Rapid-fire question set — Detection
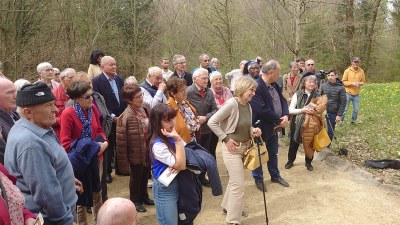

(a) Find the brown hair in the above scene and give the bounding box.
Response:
[166,77,186,97]
[121,84,142,103]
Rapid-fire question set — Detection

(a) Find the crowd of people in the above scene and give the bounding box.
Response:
[0,51,366,225]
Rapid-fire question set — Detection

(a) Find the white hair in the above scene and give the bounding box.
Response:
[60,68,76,78]
[53,68,60,73]
[100,56,115,67]
[147,67,162,78]
[210,58,218,64]
[209,71,222,81]
[14,79,31,91]
[124,76,138,85]
[37,62,53,73]
[16,106,24,117]
[192,68,208,78]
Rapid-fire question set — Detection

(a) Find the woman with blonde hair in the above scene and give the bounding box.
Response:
[208,76,262,225]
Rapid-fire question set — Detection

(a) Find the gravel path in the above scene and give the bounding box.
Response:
[106,141,400,225]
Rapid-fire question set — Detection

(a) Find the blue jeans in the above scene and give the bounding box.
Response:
[153,178,179,225]
[326,113,337,141]
[343,93,360,123]
[252,134,280,181]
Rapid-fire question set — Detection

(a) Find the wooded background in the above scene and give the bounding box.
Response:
[1,0,399,82]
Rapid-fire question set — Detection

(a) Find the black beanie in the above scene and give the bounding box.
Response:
[16,82,56,107]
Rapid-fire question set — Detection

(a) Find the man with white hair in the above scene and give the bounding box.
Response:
[0,77,19,164]
[37,62,59,89]
[186,68,218,186]
[225,60,247,94]
[52,68,77,139]
[92,56,126,185]
[139,66,167,108]
[97,198,138,225]
[5,82,78,225]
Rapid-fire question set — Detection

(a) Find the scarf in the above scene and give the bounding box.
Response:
[178,101,200,142]
[213,87,225,106]
[74,102,92,139]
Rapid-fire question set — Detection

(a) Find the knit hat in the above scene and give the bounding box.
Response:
[17,82,55,107]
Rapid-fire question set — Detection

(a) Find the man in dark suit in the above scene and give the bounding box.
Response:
[0,77,19,164]
[250,60,290,192]
[92,56,126,192]
[170,54,193,86]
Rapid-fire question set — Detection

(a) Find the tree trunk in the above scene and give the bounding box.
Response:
[364,0,382,72]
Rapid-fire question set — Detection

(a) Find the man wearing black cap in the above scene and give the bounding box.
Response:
[4,82,78,225]
[342,57,366,124]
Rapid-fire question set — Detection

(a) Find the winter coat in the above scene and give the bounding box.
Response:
[301,95,327,158]
[282,73,302,102]
[116,103,151,175]
[321,79,346,116]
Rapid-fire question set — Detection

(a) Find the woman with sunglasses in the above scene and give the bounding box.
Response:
[60,81,108,225]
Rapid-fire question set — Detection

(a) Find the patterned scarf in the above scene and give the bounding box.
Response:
[213,87,225,106]
[178,101,200,142]
[74,102,92,138]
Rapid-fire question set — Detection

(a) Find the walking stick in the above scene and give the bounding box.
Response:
[253,120,269,224]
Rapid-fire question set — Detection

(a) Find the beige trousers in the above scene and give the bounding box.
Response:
[221,142,249,224]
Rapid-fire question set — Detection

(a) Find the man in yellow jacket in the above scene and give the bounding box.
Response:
[342,57,366,124]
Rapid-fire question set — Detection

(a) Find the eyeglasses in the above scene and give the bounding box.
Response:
[307,64,314,66]
[81,93,94,100]
[199,77,209,81]
[134,93,144,99]
[177,61,186,65]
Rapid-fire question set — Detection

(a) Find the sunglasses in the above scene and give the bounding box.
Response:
[81,93,94,100]
[307,64,314,66]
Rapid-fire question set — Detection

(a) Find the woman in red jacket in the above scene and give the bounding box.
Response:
[60,81,108,225]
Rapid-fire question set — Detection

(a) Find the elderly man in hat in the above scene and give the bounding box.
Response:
[342,57,366,124]
[4,82,78,225]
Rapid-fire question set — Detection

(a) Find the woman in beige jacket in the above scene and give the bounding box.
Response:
[208,76,261,225]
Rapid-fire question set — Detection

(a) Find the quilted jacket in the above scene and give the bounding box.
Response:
[302,95,327,158]
[116,103,151,174]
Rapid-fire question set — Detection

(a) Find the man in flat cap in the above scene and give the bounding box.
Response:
[342,57,366,124]
[5,82,78,225]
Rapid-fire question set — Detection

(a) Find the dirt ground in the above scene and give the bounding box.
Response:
[105,141,400,225]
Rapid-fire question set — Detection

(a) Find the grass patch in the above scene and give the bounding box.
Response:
[333,82,400,159]
[332,82,400,184]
